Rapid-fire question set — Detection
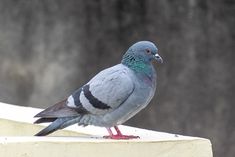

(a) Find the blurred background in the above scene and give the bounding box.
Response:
[0,0,234,156]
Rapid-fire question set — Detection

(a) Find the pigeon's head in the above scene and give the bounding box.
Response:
[122,41,163,66]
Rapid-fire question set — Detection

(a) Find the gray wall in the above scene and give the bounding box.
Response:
[0,1,234,157]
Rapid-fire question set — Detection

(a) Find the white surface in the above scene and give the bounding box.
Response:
[0,102,213,157]
[0,102,206,141]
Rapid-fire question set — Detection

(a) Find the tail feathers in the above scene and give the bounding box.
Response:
[35,116,80,136]
[35,118,69,136]
[34,118,57,124]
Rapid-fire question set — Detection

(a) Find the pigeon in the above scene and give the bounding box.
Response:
[34,41,163,139]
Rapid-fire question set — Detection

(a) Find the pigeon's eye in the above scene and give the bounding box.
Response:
[145,49,151,54]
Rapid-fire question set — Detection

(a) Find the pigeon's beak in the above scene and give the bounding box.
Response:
[154,54,163,63]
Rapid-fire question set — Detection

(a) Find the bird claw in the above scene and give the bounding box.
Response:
[103,135,140,140]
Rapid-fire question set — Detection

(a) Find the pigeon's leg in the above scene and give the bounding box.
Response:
[103,128,115,139]
[103,126,139,139]
[106,128,114,136]
[114,126,140,139]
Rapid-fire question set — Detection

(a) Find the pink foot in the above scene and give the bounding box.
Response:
[104,126,140,140]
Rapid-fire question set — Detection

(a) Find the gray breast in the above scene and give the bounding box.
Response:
[101,68,156,126]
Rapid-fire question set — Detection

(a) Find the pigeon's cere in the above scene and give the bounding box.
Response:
[34,41,163,139]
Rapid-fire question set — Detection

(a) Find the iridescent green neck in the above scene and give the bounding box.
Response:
[121,53,153,78]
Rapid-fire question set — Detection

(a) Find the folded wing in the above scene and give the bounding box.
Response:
[34,65,135,120]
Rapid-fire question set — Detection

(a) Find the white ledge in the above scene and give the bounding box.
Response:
[0,102,213,157]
